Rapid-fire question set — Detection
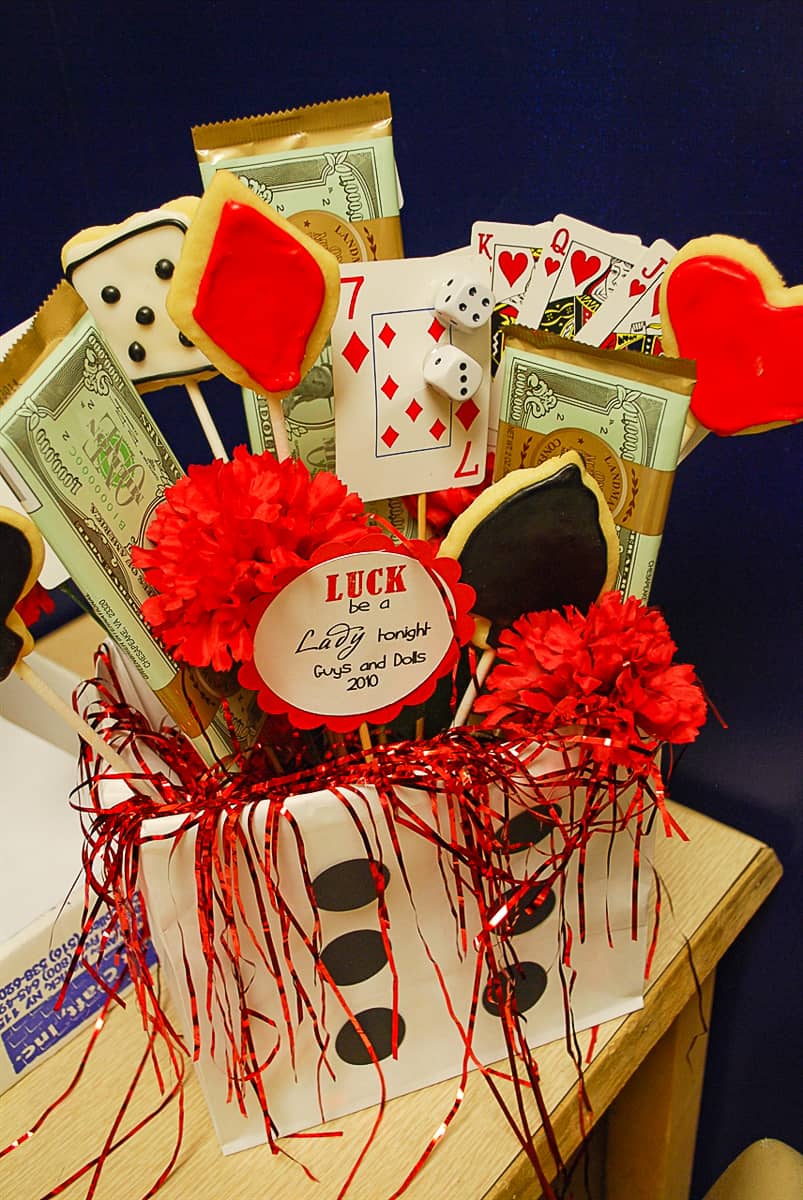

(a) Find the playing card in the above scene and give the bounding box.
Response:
[332,255,490,501]
[471,221,552,449]
[518,215,643,338]
[471,220,552,305]
[574,238,676,355]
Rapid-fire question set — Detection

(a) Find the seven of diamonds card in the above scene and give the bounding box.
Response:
[332,255,491,501]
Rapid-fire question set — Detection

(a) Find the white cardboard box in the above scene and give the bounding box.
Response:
[0,653,141,1093]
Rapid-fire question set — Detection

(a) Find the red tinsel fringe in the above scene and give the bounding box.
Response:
[3,646,681,1199]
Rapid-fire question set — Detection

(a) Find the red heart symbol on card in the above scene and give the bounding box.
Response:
[629,279,646,296]
[570,250,602,287]
[662,239,803,434]
[544,256,560,276]
[498,250,528,287]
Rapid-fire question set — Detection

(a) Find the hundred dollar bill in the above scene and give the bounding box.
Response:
[192,94,403,473]
[496,327,695,601]
[0,283,263,765]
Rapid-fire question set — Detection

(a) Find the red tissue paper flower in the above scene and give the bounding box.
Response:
[474,591,706,760]
[131,447,373,671]
[15,581,55,630]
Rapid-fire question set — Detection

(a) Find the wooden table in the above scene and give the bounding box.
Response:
[0,620,782,1200]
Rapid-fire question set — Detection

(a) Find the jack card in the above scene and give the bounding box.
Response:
[332,255,490,501]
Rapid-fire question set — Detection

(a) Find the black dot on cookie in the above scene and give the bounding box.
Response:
[154,258,174,280]
[335,1007,405,1066]
[321,930,388,986]
[128,341,146,363]
[178,332,194,348]
[482,961,548,1017]
[311,859,390,912]
[100,285,120,304]
[136,306,155,325]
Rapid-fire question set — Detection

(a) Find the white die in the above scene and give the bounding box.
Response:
[434,274,494,332]
[422,344,483,401]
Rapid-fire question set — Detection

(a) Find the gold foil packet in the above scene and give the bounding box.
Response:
[192,94,405,473]
[0,283,263,763]
[495,326,695,601]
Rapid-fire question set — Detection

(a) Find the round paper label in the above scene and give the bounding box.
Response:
[250,549,460,728]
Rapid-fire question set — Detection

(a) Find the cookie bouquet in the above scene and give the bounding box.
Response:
[1,92,797,1199]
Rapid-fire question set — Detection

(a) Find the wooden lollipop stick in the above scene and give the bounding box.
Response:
[417,493,427,540]
[184,381,229,462]
[267,393,292,461]
[16,660,136,779]
[452,646,496,728]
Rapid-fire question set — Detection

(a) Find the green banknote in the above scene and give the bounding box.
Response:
[0,301,262,762]
[497,333,693,601]
[199,138,402,470]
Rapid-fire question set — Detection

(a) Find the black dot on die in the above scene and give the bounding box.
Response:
[472,313,481,322]
[500,885,557,936]
[335,1007,405,1066]
[482,961,548,1017]
[136,306,155,325]
[482,297,491,307]
[443,295,451,304]
[460,388,468,396]
[154,258,174,280]
[128,341,146,363]
[500,806,559,854]
[321,930,388,986]
[459,361,468,370]
[178,332,194,348]
[459,302,467,311]
[100,285,120,304]
[312,858,390,912]
[469,286,477,296]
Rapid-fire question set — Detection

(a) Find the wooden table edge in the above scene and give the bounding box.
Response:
[482,840,782,1199]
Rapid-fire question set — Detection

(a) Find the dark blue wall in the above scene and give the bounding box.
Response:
[2,4,800,1195]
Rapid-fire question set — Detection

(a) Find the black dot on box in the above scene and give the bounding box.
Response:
[335,1007,406,1066]
[482,961,548,1017]
[128,341,146,363]
[155,258,174,280]
[136,306,155,325]
[321,930,388,986]
[312,859,390,912]
[178,332,194,348]
[500,885,556,936]
[100,285,120,304]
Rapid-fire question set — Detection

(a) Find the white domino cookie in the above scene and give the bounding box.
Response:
[61,198,217,392]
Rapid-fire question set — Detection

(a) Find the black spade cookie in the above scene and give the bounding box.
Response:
[0,507,45,680]
[439,451,618,648]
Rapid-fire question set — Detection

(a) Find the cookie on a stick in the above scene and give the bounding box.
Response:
[167,170,341,460]
[439,452,618,724]
[660,235,803,458]
[0,507,133,778]
[61,198,228,460]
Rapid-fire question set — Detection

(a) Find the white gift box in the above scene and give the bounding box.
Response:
[0,654,130,1093]
[106,627,656,1157]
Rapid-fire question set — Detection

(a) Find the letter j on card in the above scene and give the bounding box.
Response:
[331,254,492,501]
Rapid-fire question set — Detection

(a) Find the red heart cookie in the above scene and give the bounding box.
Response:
[498,250,528,288]
[661,236,803,435]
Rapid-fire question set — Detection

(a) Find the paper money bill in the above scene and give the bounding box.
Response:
[198,139,403,470]
[496,330,693,601]
[0,294,263,763]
